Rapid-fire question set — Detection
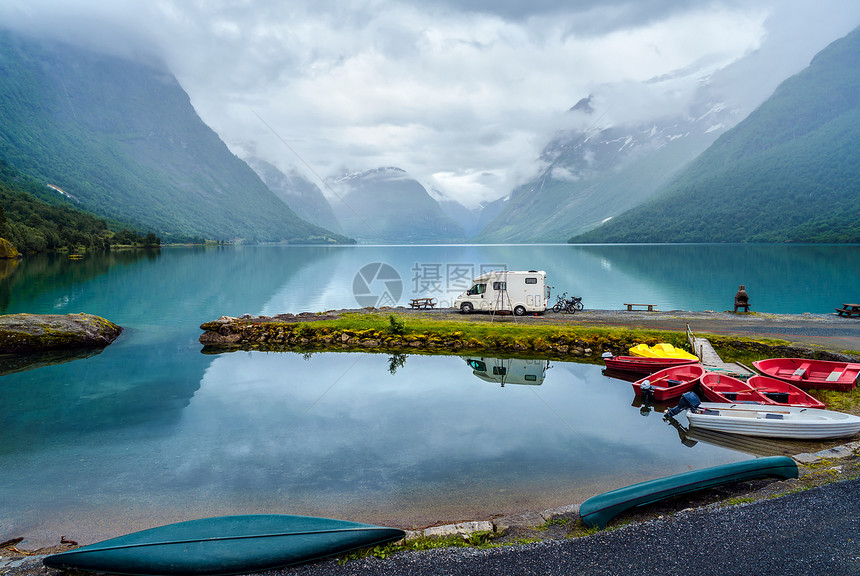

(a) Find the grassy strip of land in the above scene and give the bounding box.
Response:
[200,310,796,364]
[202,311,696,358]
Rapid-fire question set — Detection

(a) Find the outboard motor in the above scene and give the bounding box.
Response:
[665,391,701,418]
[601,351,614,360]
[640,379,654,402]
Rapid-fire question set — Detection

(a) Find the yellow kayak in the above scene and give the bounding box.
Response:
[629,343,698,361]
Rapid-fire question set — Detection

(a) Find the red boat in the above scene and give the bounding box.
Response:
[632,364,704,402]
[699,372,771,404]
[747,375,826,409]
[752,358,860,392]
[603,355,698,376]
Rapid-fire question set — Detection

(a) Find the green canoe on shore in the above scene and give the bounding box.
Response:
[43,514,406,576]
[579,455,798,529]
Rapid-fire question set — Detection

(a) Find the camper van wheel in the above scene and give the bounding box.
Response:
[513,305,526,316]
[460,302,473,314]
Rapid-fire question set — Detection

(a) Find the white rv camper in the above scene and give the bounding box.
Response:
[453,270,548,315]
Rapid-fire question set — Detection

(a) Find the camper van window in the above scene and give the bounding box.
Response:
[468,284,486,296]
[492,366,507,376]
[525,277,537,284]
[493,281,506,290]
[468,359,487,371]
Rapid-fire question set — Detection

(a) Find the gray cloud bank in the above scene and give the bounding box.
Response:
[2,1,859,207]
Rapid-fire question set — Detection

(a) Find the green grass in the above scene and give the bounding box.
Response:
[814,386,860,413]
[724,496,757,506]
[338,531,499,564]
[294,311,696,355]
[203,311,836,372]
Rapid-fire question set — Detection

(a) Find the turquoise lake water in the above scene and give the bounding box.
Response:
[1,244,857,545]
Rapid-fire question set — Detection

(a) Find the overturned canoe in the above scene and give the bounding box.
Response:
[43,514,406,576]
[579,456,798,529]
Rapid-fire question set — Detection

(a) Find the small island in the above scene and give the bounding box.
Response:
[0,313,123,354]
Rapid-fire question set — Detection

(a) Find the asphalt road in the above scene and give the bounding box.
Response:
[280,478,860,576]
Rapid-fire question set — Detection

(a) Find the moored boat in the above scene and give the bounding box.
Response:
[603,355,698,375]
[752,358,860,392]
[747,374,826,409]
[632,364,704,402]
[629,343,699,361]
[699,372,771,404]
[43,515,406,576]
[686,402,860,439]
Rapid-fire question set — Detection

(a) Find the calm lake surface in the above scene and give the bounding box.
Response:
[1,244,858,545]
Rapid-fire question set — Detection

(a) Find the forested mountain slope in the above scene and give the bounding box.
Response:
[0,30,347,243]
[0,159,117,252]
[572,27,860,244]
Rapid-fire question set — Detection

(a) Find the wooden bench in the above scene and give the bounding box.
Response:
[409,297,436,309]
[836,303,860,317]
[623,303,658,312]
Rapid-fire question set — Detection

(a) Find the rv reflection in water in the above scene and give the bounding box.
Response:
[464,357,550,387]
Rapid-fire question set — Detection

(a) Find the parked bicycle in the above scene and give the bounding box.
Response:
[551,292,584,313]
[551,291,568,313]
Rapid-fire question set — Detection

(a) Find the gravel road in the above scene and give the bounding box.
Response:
[276,478,860,576]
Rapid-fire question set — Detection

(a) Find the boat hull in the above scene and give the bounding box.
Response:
[42,515,406,576]
[687,402,860,439]
[632,364,704,401]
[746,375,826,409]
[752,358,860,392]
[700,372,771,404]
[579,456,798,529]
[604,355,697,375]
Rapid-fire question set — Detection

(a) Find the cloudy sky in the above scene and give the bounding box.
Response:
[3,1,860,207]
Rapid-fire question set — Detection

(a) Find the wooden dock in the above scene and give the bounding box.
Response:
[686,324,753,378]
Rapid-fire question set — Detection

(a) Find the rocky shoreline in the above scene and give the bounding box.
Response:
[199,308,860,362]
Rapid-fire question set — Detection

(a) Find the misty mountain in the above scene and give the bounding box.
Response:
[475,95,742,243]
[327,167,465,243]
[0,30,348,243]
[572,26,860,244]
[436,196,484,238]
[244,157,342,234]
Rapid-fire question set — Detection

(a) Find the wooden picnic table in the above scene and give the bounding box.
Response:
[836,303,860,317]
[409,297,436,309]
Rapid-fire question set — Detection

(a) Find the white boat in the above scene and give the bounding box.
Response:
[686,402,860,439]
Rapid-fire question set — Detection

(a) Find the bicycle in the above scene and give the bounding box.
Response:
[552,292,569,313]
[552,293,584,313]
[567,296,584,313]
